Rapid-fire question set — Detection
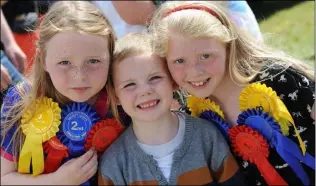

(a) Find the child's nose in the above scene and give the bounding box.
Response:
[139,83,153,96]
[186,62,204,75]
[69,66,88,80]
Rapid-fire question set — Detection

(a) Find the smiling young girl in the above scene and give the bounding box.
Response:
[1,2,128,185]
[98,33,245,185]
[149,1,315,185]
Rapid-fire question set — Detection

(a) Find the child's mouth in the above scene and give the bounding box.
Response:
[188,78,210,88]
[137,99,160,109]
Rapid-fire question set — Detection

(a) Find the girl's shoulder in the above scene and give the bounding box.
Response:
[252,65,314,95]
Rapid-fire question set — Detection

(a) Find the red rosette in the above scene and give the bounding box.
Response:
[43,136,69,173]
[84,118,124,154]
[228,125,288,185]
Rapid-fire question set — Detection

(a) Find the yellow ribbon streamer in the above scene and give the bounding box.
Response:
[18,97,61,176]
[18,134,44,175]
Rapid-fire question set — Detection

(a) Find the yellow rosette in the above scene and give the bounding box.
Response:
[187,95,225,119]
[239,83,306,154]
[18,97,61,176]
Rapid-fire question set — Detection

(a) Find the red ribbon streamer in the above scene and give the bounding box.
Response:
[43,136,69,173]
[228,125,288,185]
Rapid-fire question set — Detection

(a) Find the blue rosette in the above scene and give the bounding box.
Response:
[238,108,315,185]
[200,110,230,141]
[57,102,100,157]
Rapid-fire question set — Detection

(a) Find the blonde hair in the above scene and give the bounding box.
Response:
[1,1,115,166]
[149,1,314,86]
[106,32,161,121]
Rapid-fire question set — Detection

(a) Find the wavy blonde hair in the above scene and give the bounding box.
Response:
[149,1,314,86]
[1,1,115,166]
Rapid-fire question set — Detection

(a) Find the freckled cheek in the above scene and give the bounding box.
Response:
[168,65,186,85]
[203,58,226,74]
[47,68,68,84]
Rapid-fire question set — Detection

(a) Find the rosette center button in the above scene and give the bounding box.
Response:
[63,111,92,142]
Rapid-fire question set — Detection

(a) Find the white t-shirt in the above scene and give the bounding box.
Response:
[92,1,147,39]
[137,112,185,182]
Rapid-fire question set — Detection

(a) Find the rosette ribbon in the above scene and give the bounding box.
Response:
[186,95,224,118]
[228,125,287,185]
[18,97,61,176]
[43,136,69,173]
[237,109,315,185]
[58,102,100,157]
[239,83,306,155]
[200,110,230,141]
[84,118,125,155]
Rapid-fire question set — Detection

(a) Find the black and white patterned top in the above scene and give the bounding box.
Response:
[181,66,315,185]
[241,66,315,186]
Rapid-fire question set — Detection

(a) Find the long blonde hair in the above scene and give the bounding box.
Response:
[1,1,115,166]
[149,1,314,86]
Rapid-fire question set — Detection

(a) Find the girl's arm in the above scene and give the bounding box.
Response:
[1,148,98,185]
[1,157,59,185]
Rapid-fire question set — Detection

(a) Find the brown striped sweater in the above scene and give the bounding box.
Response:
[98,112,243,185]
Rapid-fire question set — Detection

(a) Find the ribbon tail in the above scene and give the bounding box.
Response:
[277,99,306,155]
[31,134,44,176]
[275,133,311,185]
[32,142,44,176]
[44,150,66,173]
[276,132,315,169]
[301,153,315,170]
[254,156,288,185]
[18,135,33,174]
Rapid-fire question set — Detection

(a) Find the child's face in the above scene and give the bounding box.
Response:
[113,54,174,122]
[45,32,110,103]
[166,34,227,98]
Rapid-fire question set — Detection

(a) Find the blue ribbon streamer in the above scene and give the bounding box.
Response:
[238,109,315,185]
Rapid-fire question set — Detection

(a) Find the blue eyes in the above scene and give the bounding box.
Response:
[88,59,100,64]
[201,54,210,60]
[174,54,211,64]
[175,59,184,64]
[59,60,70,65]
[58,59,100,65]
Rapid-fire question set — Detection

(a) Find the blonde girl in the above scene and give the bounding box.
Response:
[149,1,315,185]
[1,1,128,185]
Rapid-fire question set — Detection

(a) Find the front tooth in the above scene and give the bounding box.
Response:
[150,103,154,106]
[199,82,203,85]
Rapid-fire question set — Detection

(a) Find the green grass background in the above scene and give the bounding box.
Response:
[259,1,314,67]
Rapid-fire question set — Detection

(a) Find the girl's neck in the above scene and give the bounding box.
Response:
[86,92,100,105]
[132,111,179,145]
[211,75,246,125]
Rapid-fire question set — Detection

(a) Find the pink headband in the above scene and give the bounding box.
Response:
[163,4,222,23]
